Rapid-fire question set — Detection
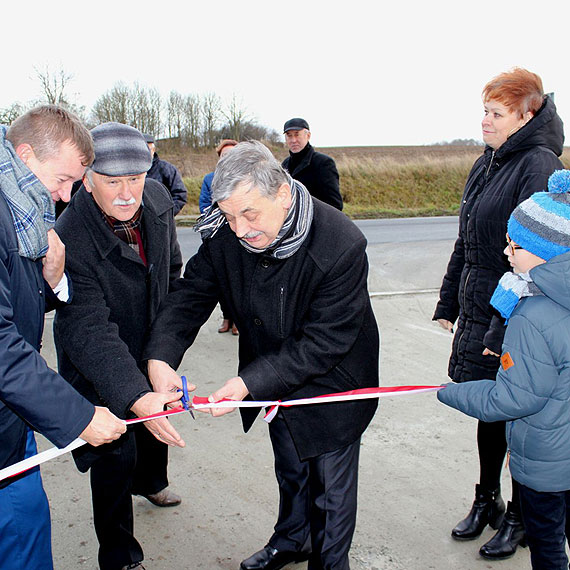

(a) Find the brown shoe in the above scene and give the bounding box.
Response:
[231,323,239,335]
[142,488,181,507]
[218,319,231,333]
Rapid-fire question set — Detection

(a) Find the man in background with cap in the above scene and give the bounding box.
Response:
[144,134,187,215]
[54,122,186,570]
[282,117,343,210]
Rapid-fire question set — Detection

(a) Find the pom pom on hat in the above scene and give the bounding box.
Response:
[548,169,570,194]
[507,169,570,261]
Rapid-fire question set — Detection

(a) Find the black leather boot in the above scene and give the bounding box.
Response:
[479,501,526,559]
[451,484,505,540]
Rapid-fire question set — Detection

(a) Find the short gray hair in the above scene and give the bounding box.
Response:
[211,140,289,202]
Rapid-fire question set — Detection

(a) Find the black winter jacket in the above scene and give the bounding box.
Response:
[433,96,564,382]
[147,152,187,215]
[54,180,182,419]
[282,144,343,210]
[144,200,379,459]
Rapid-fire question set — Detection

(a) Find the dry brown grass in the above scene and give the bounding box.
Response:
[167,145,570,219]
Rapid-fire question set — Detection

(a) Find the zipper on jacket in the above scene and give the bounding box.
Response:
[485,150,495,178]
[455,268,472,355]
[278,286,285,337]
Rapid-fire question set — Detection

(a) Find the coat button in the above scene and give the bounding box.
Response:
[254,318,262,326]
[261,260,270,268]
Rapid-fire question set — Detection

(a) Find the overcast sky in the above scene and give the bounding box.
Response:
[3,0,569,147]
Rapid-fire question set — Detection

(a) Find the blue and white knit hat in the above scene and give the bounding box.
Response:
[507,170,570,261]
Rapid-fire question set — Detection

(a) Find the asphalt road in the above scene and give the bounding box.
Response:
[38,216,533,570]
[176,216,460,261]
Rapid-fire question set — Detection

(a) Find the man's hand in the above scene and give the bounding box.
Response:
[207,376,249,417]
[437,319,454,333]
[42,229,66,289]
[130,392,186,447]
[79,406,126,446]
[147,359,193,394]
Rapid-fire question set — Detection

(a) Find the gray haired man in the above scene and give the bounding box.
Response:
[145,141,379,569]
[54,122,185,570]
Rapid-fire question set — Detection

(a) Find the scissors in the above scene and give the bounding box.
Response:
[178,375,195,419]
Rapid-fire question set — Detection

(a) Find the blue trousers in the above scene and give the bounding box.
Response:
[0,429,53,570]
[519,482,570,570]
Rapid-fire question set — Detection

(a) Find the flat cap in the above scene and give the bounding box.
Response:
[91,123,152,176]
[283,117,310,133]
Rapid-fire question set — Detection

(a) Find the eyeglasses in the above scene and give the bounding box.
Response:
[505,234,522,256]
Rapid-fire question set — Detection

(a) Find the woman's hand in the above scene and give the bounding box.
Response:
[482,348,500,357]
[437,319,454,333]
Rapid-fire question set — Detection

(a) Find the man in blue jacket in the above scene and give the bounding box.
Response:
[0,105,126,570]
[439,170,570,569]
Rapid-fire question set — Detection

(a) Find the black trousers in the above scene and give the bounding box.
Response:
[268,414,360,570]
[519,483,570,570]
[477,419,520,510]
[90,426,169,570]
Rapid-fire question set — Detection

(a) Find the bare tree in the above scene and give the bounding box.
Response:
[222,94,249,141]
[91,82,162,136]
[92,83,131,125]
[201,92,222,148]
[0,103,26,125]
[167,91,185,138]
[35,65,73,106]
[181,94,202,148]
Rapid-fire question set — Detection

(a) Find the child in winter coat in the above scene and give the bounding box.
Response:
[438,169,570,570]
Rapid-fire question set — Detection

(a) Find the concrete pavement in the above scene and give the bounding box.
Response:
[38,236,532,570]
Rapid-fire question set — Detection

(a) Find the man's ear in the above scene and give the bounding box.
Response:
[277,183,293,209]
[82,174,93,194]
[15,143,35,165]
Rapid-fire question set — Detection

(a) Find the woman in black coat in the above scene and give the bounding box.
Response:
[433,68,564,560]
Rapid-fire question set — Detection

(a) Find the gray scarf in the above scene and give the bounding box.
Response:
[0,125,55,259]
[195,178,314,259]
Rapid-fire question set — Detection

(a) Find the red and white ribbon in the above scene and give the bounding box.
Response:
[0,385,441,483]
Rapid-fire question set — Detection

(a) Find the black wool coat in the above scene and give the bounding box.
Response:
[282,144,343,210]
[433,96,564,382]
[144,200,379,460]
[54,179,182,418]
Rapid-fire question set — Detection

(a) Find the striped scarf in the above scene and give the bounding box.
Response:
[195,178,314,259]
[100,204,143,256]
[490,271,543,322]
[0,125,55,259]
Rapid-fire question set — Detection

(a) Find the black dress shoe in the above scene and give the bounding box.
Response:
[240,545,310,570]
[451,484,505,540]
[479,501,527,559]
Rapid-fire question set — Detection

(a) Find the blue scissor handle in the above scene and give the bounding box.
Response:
[178,375,194,418]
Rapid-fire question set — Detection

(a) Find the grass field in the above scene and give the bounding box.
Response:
[160,144,570,220]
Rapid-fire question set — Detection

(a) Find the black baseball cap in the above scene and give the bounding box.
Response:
[283,118,310,133]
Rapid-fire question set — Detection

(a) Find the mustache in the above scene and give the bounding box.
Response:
[113,197,137,206]
[243,231,263,239]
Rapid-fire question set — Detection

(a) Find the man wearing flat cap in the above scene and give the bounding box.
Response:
[282,117,343,210]
[54,122,186,570]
